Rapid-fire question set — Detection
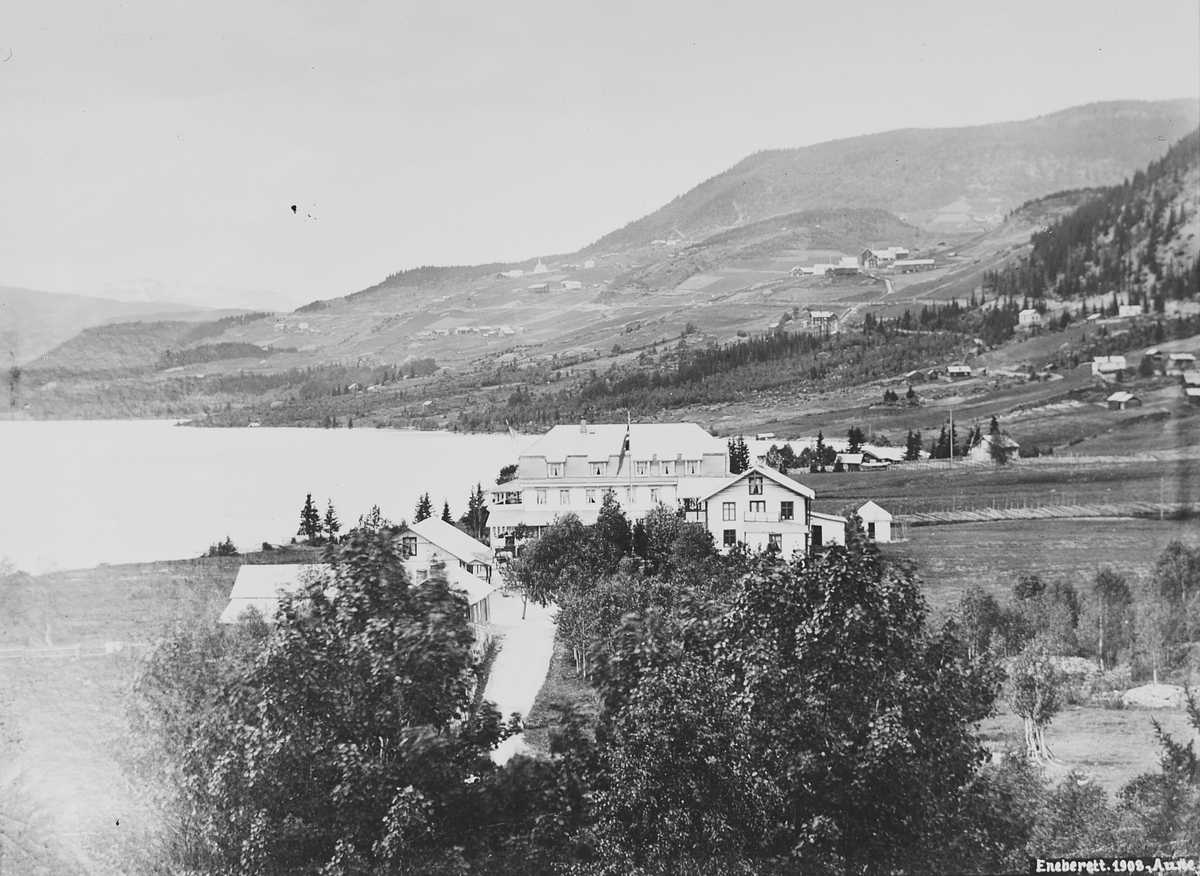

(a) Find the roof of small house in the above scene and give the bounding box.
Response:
[409,517,493,566]
[862,446,905,463]
[1186,387,1200,398]
[219,559,492,624]
[522,422,725,464]
[810,511,847,526]
[975,432,1020,450]
[858,500,893,521]
[1169,352,1196,362]
[835,452,864,465]
[697,463,815,502]
[1107,391,1137,404]
[1183,372,1200,386]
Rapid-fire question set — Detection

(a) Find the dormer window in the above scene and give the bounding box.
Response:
[748,473,764,495]
[590,462,605,476]
[635,461,649,476]
[661,460,674,476]
[548,463,563,478]
[685,460,700,475]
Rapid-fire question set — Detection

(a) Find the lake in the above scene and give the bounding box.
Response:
[0,420,520,573]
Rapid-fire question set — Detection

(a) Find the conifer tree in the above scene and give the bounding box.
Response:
[324,500,341,542]
[298,493,322,542]
[441,500,454,524]
[414,492,433,523]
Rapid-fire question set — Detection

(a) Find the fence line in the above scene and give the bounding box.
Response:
[0,642,152,662]
[898,501,1196,527]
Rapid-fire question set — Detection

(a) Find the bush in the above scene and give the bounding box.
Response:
[203,536,238,557]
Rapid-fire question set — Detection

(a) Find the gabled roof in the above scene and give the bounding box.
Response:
[974,432,1020,449]
[1107,391,1137,403]
[835,452,864,465]
[410,517,492,565]
[219,559,493,625]
[521,422,725,463]
[697,463,815,502]
[862,446,905,463]
[1183,372,1200,386]
[858,500,893,521]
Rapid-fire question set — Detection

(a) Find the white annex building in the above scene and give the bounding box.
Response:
[219,561,495,649]
[857,500,893,543]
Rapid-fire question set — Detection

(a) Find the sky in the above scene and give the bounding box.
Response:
[2,0,1198,310]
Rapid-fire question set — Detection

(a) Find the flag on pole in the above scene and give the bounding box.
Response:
[617,413,631,474]
[505,420,520,447]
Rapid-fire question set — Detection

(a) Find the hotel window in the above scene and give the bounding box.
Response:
[749,500,766,514]
[780,501,794,521]
[559,489,570,505]
[548,462,563,478]
[590,462,605,476]
[649,488,660,504]
[723,529,737,548]
[401,536,417,557]
[536,489,547,505]
[748,473,763,495]
[586,489,597,504]
[768,533,782,550]
[625,487,635,504]
[722,502,736,521]
[685,460,700,475]
[661,460,674,476]
[636,461,649,476]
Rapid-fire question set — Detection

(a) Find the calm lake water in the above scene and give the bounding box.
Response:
[0,420,520,574]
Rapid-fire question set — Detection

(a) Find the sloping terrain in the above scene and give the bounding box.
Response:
[587,100,1200,249]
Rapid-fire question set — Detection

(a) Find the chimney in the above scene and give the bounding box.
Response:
[580,418,588,433]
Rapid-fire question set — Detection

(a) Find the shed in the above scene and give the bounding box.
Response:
[1106,391,1141,410]
[809,512,846,550]
[834,452,863,472]
[857,500,893,543]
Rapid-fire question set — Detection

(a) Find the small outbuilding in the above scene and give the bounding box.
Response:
[1106,391,1141,410]
[857,500,893,543]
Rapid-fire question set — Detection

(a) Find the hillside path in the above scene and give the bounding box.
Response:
[483,591,557,763]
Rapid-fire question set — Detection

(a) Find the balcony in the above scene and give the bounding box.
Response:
[743,512,799,524]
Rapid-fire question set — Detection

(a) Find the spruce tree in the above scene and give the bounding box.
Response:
[414,493,433,523]
[298,493,322,542]
[441,500,454,524]
[324,500,341,542]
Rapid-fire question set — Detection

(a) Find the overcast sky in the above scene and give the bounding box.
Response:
[2,0,1198,309]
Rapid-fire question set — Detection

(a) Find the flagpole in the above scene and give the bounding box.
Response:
[627,410,633,506]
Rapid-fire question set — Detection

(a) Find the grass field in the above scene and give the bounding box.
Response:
[881,517,1200,615]
[980,703,1197,797]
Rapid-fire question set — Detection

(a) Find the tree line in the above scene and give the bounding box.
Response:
[136,494,1200,873]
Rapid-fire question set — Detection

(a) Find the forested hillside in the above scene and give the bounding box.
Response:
[986,129,1200,308]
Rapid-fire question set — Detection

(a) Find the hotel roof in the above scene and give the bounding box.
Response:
[521,422,725,463]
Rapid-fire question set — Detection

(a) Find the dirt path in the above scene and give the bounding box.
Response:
[482,591,557,763]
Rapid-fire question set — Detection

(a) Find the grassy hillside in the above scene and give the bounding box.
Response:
[1,286,226,366]
[588,100,1200,249]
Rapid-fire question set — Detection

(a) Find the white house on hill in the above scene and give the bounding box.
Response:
[857,501,893,543]
[967,433,1020,463]
[1018,309,1042,328]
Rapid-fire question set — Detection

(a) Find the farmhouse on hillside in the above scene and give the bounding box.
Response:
[967,432,1020,463]
[1092,355,1128,378]
[682,464,845,557]
[1106,391,1142,410]
[946,364,973,380]
[857,501,893,543]
[1018,309,1042,329]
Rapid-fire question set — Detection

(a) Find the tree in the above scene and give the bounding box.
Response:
[959,584,1002,659]
[297,493,321,542]
[989,416,1012,465]
[905,428,923,461]
[460,483,490,543]
[134,531,541,874]
[414,492,433,523]
[846,425,865,453]
[1009,643,1063,761]
[763,443,797,473]
[1088,567,1132,671]
[355,504,394,534]
[496,463,518,485]
[727,435,750,474]
[323,500,341,543]
[7,363,19,409]
[441,500,454,524]
[204,536,238,557]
